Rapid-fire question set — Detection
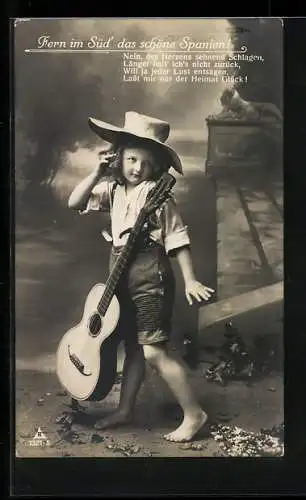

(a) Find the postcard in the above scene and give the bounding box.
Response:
[13,17,283,464]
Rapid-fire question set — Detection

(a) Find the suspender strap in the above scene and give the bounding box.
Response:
[110,181,118,209]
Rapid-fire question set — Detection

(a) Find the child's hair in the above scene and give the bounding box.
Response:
[108,138,172,185]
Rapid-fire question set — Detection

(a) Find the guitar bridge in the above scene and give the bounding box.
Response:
[68,345,92,376]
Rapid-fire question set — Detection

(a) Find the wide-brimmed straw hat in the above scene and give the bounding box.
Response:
[88,111,183,175]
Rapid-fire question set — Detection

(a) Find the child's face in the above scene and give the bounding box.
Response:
[122,147,157,186]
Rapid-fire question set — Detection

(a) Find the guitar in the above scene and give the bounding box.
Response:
[56,173,176,401]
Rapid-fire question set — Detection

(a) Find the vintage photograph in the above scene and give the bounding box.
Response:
[14,17,283,458]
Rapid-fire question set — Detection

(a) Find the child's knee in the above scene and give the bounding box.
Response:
[143,344,165,367]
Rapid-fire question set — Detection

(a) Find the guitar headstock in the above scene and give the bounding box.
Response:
[142,173,176,217]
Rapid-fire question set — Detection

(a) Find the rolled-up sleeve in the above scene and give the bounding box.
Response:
[159,195,190,254]
[79,180,111,214]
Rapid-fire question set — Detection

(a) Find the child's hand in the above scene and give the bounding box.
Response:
[93,150,116,179]
[185,280,215,306]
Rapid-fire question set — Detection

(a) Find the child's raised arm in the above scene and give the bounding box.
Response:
[68,152,115,210]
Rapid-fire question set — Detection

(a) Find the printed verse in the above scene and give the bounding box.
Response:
[121,52,264,84]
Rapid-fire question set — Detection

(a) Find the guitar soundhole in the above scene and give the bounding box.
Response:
[89,313,102,337]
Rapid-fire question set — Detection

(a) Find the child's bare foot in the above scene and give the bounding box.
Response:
[164,411,208,442]
[94,410,132,430]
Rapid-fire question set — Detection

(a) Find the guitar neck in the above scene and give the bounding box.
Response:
[97,214,145,316]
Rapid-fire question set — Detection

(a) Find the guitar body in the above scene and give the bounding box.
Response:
[56,283,120,401]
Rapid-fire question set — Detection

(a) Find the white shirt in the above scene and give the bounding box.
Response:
[81,179,190,254]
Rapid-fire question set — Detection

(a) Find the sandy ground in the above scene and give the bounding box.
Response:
[15,360,283,458]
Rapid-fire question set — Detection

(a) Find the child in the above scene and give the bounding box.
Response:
[68,111,214,442]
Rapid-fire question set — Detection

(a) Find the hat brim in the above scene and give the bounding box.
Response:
[88,117,183,175]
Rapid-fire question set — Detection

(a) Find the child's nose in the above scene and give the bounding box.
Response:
[134,161,144,172]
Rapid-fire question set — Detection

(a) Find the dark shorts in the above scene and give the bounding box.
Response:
[110,240,175,346]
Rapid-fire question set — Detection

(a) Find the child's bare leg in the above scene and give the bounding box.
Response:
[143,344,207,442]
[94,343,145,430]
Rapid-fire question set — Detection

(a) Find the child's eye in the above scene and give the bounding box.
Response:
[143,161,153,169]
